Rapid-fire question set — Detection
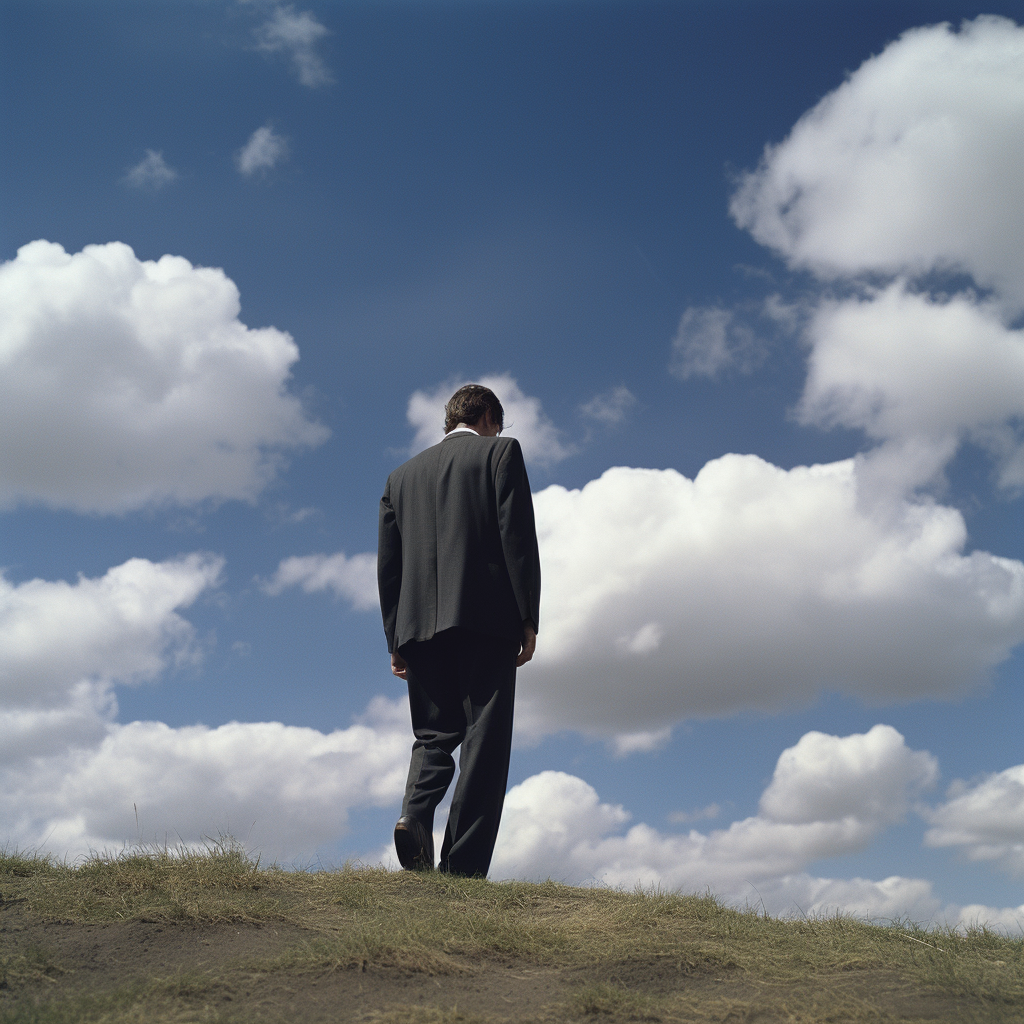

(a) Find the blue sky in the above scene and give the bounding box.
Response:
[2,0,1022,929]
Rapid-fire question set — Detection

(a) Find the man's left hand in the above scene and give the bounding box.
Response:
[391,652,408,679]
[516,622,537,667]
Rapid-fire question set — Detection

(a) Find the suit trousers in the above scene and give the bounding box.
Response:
[400,627,517,877]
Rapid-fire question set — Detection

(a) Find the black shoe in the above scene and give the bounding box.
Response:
[394,815,434,871]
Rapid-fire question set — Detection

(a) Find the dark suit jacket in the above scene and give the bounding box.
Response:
[378,432,541,654]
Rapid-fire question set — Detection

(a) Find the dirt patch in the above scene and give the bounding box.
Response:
[562,960,981,1023]
[239,963,567,1022]
[1,904,567,1022]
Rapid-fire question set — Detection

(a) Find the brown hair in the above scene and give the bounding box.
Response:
[444,384,504,434]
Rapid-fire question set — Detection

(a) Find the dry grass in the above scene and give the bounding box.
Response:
[0,842,279,925]
[1,841,1022,1022]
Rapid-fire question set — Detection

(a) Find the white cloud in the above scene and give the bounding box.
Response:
[0,554,220,767]
[1,564,1016,930]
[799,283,1024,493]
[406,373,574,467]
[579,386,636,425]
[727,17,1024,496]
[0,555,222,714]
[0,682,115,765]
[0,553,409,862]
[518,455,1024,738]
[615,621,663,656]
[122,150,177,190]
[237,125,289,176]
[610,726,672,758]
[256,5,333,88]
[490,728,1019,930]
[263,551,378,611]
[0,240,327,512]
[667,803,720,825]
[730,16,1024,308]
[924,764,1024,877]
[492,771,630,882]
[492,728,938,916]
[0,697,410,863]
[944,903,1024,933]
[669,306,762,379]
[758,725,938,825]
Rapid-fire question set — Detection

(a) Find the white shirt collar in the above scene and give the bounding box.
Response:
[444,426,481,437]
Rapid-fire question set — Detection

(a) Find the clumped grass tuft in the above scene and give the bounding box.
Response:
[0,837,281,924]
[0,850,60,879]
[567,981,659,1019]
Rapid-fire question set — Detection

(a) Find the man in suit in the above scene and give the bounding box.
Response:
[378,384,541,876]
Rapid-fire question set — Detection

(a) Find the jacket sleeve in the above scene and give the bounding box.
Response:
[377,478,403,653]
[495,439,541,632]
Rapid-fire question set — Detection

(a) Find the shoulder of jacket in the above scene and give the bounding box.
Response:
[495,435,523,458]
[392,442,442,474]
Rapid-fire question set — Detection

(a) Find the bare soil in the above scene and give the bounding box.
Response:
[1,903,566,1021]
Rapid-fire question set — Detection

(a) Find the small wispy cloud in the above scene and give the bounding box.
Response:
[669,305,763,380]
[667,803,721,825]
[580,385,636,426]
[237,125,289,176]
[609,726,672,758]
[261,551,378,611]
[256,5,333,88]
[122,150,177,190]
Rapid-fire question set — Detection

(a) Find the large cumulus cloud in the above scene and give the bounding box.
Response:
[600,17,1024,746]
[730,16,1024,304]
[519,455,1024,738]
[282,419,1024,743]
[799,284,1024,492]
[3,555,1020,927]
[490,725,1023,928]
[493,726,937,893]
[925,764,1024,878]
[0,555,409,861]
[1,699,409,863]
[0,241,327,512]
[729,17,1024,494]
[0,555,223,759]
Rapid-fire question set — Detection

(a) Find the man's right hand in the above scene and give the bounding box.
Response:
[516,621,537,667]
[391,652,408,679]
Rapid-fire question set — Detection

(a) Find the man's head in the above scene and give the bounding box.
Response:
[444,384,504,435]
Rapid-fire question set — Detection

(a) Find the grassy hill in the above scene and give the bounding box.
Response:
[1,842,1021,1022]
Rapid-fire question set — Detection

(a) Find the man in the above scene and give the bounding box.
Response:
[378,384,541,876]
